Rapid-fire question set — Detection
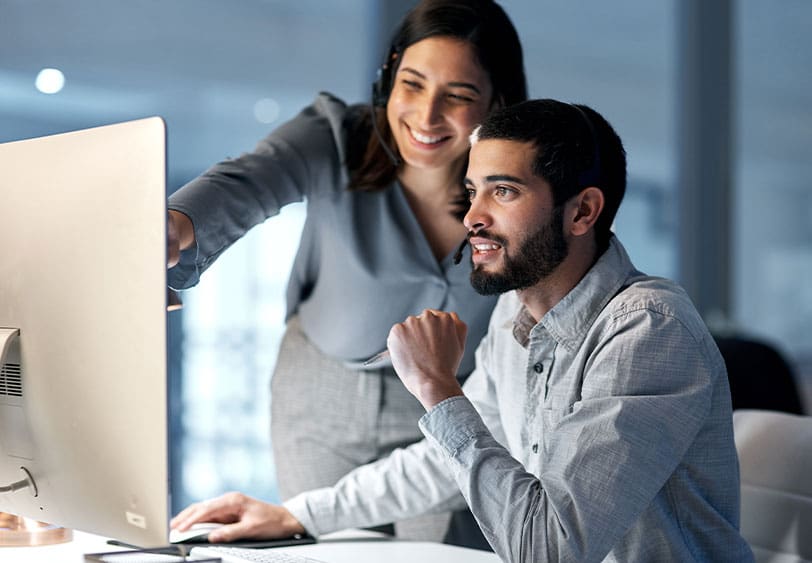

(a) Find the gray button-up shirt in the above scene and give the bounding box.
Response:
[286,237,754,562]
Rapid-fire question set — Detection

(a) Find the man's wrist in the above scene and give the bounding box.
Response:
[280,507,306,536]
[417,380,464,410]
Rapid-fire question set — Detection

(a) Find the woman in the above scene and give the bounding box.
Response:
[167,0,526,544]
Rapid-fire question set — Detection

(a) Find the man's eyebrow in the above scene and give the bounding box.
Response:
[400,67,482,95]
[464,174,526,187]
[485,174,525,184]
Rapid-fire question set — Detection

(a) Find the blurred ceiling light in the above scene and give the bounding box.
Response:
[253,97,280,124]
[35,68,65,94]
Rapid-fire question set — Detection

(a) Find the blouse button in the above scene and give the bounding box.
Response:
[532,443,539,453]
[533,362,544,374]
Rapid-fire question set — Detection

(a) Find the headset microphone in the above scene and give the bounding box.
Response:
[452,232,474,265]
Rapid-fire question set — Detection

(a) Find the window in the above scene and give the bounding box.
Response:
[734,0,812,400]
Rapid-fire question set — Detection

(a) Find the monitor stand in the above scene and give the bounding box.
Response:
[0,512,72,546]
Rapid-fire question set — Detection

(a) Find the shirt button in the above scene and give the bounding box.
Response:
[533,362,544,374]
[532,443,539,453]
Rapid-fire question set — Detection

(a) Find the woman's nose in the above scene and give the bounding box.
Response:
[417,93,444,128]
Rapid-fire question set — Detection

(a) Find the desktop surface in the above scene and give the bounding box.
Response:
[262,539,499,563]
[1,529,501,562]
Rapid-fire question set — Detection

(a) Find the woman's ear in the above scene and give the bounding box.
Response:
[569,186,604,236]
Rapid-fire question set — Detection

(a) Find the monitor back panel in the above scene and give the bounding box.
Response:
[0,117,170,547]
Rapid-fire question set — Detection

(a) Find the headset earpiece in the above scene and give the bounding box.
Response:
[369,49,401,166]
[371,65,390,108]
[371,51,398,108]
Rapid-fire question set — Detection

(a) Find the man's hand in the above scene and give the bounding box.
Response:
[387,309,467,410]
[170,492,305,543]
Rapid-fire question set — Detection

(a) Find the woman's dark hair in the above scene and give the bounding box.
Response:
[473,99,627,251]
[347,0,527,204]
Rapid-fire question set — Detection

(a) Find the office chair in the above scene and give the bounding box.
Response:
[733,409,812,562]
[714,335,804,414]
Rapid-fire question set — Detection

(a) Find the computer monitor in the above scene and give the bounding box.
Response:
[0,117,171,547]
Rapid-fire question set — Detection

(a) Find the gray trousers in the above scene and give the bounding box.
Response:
[270,316,450,540]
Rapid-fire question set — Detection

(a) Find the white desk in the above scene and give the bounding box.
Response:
[251,538,500,563]
[0,530,120,562]
[1,529,501,562]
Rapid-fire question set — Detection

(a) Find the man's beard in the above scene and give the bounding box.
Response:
[470,205,568,295]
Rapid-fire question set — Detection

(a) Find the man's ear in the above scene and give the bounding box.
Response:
[568,187,604,236]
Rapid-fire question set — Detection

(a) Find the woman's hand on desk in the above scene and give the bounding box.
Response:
[170,491,305,543]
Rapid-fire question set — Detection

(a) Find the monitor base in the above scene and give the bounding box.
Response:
[0,512,72,546]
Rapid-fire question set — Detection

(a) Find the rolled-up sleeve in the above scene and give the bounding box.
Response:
[284,435,468,536]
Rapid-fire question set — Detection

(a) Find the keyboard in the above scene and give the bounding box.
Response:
[190,545,327,563]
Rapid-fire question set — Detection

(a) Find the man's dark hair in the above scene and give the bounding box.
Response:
[473,99,627,251]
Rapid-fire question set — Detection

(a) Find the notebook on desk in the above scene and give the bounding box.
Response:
[175,536,316,549]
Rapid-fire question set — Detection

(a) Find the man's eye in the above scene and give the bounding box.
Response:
[495,186,511,196]
[448,93,475,103]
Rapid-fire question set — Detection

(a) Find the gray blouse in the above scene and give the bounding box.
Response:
[168,92,497,374]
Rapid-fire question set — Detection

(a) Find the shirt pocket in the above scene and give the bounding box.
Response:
[539,404,575,456]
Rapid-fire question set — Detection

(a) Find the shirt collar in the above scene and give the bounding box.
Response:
[511,236,640,351]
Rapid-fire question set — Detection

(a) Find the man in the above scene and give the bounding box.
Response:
[172,100,754,562]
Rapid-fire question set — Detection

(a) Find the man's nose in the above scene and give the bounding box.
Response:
[464,196,490,232]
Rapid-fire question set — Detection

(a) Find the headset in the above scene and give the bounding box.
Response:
[372,47,398,108]
[369,48,401,166]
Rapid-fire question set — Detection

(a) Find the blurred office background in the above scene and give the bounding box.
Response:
[1,0,809,513]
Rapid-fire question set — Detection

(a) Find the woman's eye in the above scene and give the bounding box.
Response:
[466,189,476,200]
[402,80,422,90]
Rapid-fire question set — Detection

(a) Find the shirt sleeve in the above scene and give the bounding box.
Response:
[457,328,508,447]
[283,436,468,536]
[419,307,719,563]
[168,93,348,289]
